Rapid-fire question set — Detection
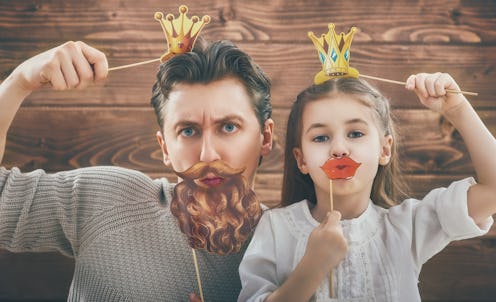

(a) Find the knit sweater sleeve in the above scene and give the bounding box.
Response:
[0,166,166,257]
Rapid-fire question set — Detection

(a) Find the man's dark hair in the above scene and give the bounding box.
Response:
[151,39,272,131]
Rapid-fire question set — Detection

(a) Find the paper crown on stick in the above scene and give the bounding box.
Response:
[308,23,359,84]
[154,5,210,62]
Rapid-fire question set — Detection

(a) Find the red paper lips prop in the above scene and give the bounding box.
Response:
[320,156,361,180]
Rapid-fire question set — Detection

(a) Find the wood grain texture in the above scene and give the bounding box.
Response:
[4,107,495,177]
[0,0,495,44]
[1,42,493,109]
[419,237,496,301]
[1,0,495,301]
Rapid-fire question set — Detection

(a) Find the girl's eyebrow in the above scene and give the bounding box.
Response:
[305,118,369,134]
[305,122,327,134]
[346,118,369,126]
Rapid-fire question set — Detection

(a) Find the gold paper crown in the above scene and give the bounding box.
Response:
[154,5,210,62]
[308,24,359,84]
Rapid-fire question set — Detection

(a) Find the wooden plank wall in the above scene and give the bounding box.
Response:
[1,0,495,301]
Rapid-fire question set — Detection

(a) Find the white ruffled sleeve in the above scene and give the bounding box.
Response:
[238,211,278,302]
[436,178,493,237]
[387,177,493,273]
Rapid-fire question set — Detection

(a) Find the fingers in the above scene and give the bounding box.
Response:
[320,211,341,228]
[40,60,66,90]
[78,41,108,84]
[44,41,108,91]
[425,72,442,97]
[406,73,429,99]
[59,46,81,89]
[318,211,343,238]
[406,72,459,99]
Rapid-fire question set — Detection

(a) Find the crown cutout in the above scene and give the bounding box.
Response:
[154,5,210,62]
[308,24,359,84]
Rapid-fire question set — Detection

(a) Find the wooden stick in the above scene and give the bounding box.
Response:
[108,58,161,71]
[329,179,334,298]
[359,74,478,96]
[191,248,205,302]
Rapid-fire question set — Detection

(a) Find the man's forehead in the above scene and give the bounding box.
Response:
[164,79,257,125]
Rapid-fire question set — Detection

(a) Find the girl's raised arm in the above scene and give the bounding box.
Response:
[406,72,496,225]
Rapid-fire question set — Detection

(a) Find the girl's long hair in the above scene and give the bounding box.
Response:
[281,78,409,208]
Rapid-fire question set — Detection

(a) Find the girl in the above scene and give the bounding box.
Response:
[238,73,495,301]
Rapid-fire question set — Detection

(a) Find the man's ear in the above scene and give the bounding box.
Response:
[293,147,309,174]
[156,130,171,166]
[379,134,393,166]
[260,118,274,156]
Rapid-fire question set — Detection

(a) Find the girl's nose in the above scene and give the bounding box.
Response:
[330,138,349,158]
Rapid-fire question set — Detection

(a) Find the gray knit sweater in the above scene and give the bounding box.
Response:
[0,166,246,301]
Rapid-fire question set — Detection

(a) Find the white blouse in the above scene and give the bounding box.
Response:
[238,178,493,302]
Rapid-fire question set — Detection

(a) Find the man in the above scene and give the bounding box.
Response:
[0,39,274,301]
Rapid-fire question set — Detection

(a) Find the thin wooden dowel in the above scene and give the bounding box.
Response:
[108,58,161,71]
[192,248,205,302]
[329,179,333,212]
[329,179,334,298]
[360,74,478,96]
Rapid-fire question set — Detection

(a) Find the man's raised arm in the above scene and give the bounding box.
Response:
[0,41,108,163]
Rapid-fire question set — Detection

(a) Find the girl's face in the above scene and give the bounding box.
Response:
[293,94,392,207]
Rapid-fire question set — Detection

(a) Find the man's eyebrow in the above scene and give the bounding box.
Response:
[214,114,245,124]
[172,114,245,130]
[173,120,199,130]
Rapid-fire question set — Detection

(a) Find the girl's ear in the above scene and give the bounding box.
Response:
[156,131,171,166]
[293,147,309,174]
[379,134,393,165]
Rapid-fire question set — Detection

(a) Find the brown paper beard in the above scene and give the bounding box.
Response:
[171,160,261,255]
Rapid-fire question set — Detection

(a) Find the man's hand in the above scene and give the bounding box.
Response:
[0,41,108,164]
[12,40,108,93]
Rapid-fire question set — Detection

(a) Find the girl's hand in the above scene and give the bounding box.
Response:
[189,293,202,302]
[406,72,467,115]
[304,211,348,272]
[10,41,108,93]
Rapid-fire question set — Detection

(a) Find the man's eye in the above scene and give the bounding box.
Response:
[348,131,364,138]
[222,123,238,133]
[313,135,329,142]
[180,127,196,137]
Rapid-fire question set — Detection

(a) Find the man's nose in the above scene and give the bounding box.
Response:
[199,132,221,162]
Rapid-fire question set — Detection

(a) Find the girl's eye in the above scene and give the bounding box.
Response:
[180,127,196,137]
[312,135,329,143]
[222,123,238,133]
[348,130,364,139]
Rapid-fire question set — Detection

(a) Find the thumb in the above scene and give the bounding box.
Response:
[319,212,331,226]
[189,293,202,302]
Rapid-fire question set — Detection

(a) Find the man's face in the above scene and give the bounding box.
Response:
[157,77,273,187]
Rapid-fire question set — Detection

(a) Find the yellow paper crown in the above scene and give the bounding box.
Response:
[308,24,359,84]
[154,5,210,62]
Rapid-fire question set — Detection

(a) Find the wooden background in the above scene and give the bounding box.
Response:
[1,0,495,300]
